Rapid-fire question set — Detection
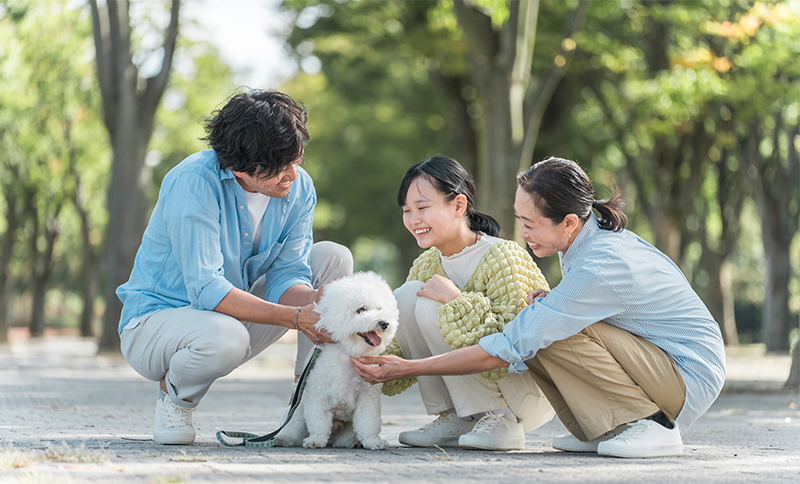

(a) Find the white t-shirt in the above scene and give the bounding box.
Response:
[440,233,501,288]
[243,190,270,254]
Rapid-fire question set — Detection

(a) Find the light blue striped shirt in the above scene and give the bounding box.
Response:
[480,212,726,432]
[116,150,315,334]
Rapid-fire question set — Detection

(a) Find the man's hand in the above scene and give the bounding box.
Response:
[296,303,334,345]
[527,288,549,305]
[417,274,461,305]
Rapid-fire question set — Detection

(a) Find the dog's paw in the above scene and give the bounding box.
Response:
[303,435,329,449]
[360,436,389,451]
[273,437,295,447]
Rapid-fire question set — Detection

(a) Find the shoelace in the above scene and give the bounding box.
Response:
[161,398,194,428]
[470,413,504,434]
[420,412,456,430]
[611,420,651,442]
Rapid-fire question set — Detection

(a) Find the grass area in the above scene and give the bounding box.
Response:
[0,443,110,472]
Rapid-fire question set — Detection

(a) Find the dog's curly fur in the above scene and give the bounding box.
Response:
[275,272,399,450]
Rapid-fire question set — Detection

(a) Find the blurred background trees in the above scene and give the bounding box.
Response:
[0,0,798,387]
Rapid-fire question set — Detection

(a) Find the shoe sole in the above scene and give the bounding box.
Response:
[398,435,460,447]
[552,445,598,453]
[154,432,196,445]
[458,438,525,451]
[598,444,682,458]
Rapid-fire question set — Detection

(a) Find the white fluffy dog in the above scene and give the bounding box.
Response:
[275,271,398,450]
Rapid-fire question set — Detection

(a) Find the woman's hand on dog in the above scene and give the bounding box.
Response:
[297,303,335,345]
[350,355,409,384]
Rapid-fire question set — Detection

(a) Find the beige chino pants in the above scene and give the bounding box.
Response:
[525,321,686,441]
[120,241,352,409]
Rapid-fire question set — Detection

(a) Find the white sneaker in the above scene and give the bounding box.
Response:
[597,419,682,458]
[398,411,476,447]
[154,393,196,445]
[552,424,630,453]
[458,413,525,450]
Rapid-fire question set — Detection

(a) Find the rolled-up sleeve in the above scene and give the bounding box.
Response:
[480,269,624,373]
[162,172,234,311]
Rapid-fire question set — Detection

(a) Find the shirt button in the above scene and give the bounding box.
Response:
[239,205,245,210]
[244,233,250,237]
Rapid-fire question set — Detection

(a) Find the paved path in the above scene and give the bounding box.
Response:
[1,336,799,483]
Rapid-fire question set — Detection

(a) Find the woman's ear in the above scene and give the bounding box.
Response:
[453,193,469,218]
[564,213,580,236]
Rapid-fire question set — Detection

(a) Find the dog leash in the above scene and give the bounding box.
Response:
[216,345,322,448]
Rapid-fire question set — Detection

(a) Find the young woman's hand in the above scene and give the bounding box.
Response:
[350,355,411,384]
[527,289,550,305]
[417,274,461,304]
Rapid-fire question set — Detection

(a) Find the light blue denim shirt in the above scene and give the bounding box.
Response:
[480,212,726,433]
[116,150,315,333]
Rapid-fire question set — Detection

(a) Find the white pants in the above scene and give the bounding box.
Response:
[120,241,353,409]
[394,281,554,431]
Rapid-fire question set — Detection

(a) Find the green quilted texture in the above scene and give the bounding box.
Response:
[384,240,549,395]
[381,339,417,396]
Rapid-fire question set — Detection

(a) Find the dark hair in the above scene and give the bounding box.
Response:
[202,89,309,178]
[397,156,501,237]
[517,156,628,232]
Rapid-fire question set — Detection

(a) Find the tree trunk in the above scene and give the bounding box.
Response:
[91,0,180,352]
[786,329,800,390]
[740,120,799,353]
[451,0,588,238]
[28,203,62,337]
[761,237,793,352]
[0,191,18,343]
[701,252,738,345]
[79,266,99,337]
[98,132,151,351]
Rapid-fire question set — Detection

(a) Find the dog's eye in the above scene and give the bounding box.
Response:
[356,306,366,314]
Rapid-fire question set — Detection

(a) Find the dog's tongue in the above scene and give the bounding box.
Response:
[363,331,382,347]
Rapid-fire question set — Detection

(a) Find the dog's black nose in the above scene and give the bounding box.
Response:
[378,321,389,331]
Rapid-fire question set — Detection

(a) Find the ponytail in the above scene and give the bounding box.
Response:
[468,210,501,237]
[592,189,627,232]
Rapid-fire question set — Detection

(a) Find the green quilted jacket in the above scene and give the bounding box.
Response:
[383,239,549,396]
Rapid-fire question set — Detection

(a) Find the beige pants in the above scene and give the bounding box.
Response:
[395,281,554,432]
[525,322,686,441]
[120,241,352,409]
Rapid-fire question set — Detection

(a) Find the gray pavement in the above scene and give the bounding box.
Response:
[1,335,799,483]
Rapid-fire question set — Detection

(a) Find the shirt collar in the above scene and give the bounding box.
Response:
[559,211,600,273]
[219,166,235,182]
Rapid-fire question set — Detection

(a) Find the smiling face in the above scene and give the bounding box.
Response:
[514,187,579,258]
[233,157,302,198]
[401,176,468,256]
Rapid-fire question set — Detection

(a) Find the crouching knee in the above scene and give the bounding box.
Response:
[192,316,251,375]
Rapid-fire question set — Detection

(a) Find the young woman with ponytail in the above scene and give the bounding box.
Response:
[354,156,725,459]
[383,156,555,451]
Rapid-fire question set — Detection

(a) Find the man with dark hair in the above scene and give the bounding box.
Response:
[117,90,352,445]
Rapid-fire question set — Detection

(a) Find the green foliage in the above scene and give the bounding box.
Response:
[0,0,108,302]
[0,0,235,330]
[149,38,237,190]
[280,0,469,279]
